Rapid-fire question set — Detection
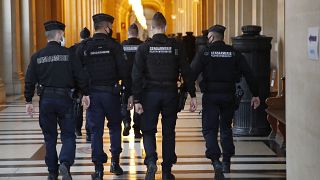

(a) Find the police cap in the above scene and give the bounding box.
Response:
[44,20,65,31]
[208,24,226,35]
[92,13,114,24]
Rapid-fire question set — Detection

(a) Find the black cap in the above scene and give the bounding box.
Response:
[92,13,114,24]
[80,27,90,39]
[208,24,226,35]
[44,20,65,31]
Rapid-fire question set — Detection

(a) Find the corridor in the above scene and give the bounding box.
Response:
[0,95,286,179]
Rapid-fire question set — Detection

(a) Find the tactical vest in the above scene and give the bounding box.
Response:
[144,38,180,84]
[203,45,241,83]
[82,38,118,87]
[200,44,241,93]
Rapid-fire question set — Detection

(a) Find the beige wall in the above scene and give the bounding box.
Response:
[172,0,202,36]
[286,0,320,179]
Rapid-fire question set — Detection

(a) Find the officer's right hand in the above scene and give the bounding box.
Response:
[251,97,260,109]
[82,96,90,110]
[26,103,34,118]
[189,97,197,112]
[134,103,144,115]
[127,96,134,110]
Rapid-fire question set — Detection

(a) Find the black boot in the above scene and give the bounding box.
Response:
[145,161,157,180]
[47,172,58,180]
[91,170,103,180]
[222,162,231,173]
[162,167,175,180]
[212,160,225,180]
[123,122,131,136]
[134,129,142,138]
[91,164,104,180]
[110,162,124,175]
[86,133,91,142]
[75,129,82,136]
[110,157,123,175]
[59,163,72,180]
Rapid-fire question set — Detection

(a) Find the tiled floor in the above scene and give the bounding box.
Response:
[0,95,286,179]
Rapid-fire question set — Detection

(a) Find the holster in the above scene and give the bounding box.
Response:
[177,83,188,112]
[120,85,128,116]
[36,84,44,96]
[234,85,244,110]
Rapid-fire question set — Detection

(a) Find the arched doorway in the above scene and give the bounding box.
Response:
[128,7,157,40]
[116,0,170,42]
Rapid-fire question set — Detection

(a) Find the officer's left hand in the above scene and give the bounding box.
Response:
[26,103,34,118]
[135,103,144,115]
[82,96,90,110]
[127,96,134,110]
[189,97,197,112]
[251,97,260,109]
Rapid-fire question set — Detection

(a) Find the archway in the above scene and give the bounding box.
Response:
[116,0,170,42]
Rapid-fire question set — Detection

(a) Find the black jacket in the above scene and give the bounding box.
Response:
[24,41,89,102]
[76,33,131,94]
[122,37,143,73]
[191,41,258,96]
[132,33,196,103]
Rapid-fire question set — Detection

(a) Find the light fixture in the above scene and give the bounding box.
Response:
[128,0,147,29]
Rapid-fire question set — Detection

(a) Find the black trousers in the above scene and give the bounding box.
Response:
[75,106,90,134]
[87,91,122,166]
[121,105,141,131]
[202,93,235,161]
[39,96,75,173]
[141,91,178,169]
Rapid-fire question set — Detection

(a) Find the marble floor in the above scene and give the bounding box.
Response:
[0,94,286,180]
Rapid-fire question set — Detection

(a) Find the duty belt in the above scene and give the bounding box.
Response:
[91,85,114,91]
[42,87,71,97]
[206,82,235,93]
[147,80,177,86]
[90,85,121,95]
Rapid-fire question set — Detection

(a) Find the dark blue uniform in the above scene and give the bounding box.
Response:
[191,41,259,163]
[24,41,89,174]
[121,37,143,135]
[132,34,196,171]
[70,43,90,137]
[76,33,131,170]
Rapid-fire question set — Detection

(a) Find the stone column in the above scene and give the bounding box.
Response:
[277,0,285,94]
[21,0,33,72]
[0,1,6,104]
[192,0,202,35]
[260,0,278,91]
[214,0,223,25]
[252,0,262,25]
[234,0,252,36]
[1,0,15,95]
[0,78,5,104]
[11,0,25,95]
[164,0,173,34]
[242,0,253,26]
[223,0,235,44]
